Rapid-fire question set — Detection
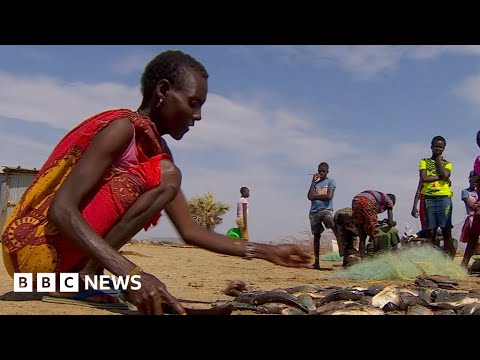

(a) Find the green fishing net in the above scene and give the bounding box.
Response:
[320,252,343,262]
[333,245,468,281]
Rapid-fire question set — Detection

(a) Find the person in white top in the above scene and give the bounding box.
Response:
[236,187,250,240]
[460,171,479,245]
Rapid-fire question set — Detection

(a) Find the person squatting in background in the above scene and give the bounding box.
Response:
[351,190,396,258]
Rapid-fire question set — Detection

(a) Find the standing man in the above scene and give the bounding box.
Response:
[236,187,250,241]
[307,162,336,270]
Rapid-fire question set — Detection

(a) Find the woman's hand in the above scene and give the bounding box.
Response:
[127,272,187,315]
[265,244,312,268]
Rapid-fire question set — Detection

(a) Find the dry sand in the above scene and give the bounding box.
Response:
[2,242,480,315]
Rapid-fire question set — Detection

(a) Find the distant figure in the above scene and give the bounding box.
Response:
[236,187,250,241]
[460,171,478,245]
[411,179,427,230]
[335,208,398,267]
[307,162,337,270]
[351,190,396,258]
[333,207,360,266]
[418,135,454,258]
[474,130,480,178]
[462,130,480,268]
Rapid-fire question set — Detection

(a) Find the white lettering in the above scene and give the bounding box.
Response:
[13,273,33,292]
[99,275,111,290]
[37,273,56,292]
[59,273,79,292]
[110,276,129,290]
[129,275,142,290]
[12,272,142,292]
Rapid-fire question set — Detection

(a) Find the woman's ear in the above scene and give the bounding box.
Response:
[156,79,171,102]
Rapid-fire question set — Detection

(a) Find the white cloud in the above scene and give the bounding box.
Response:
[408,45,480,59]
[0,71,139,130]
[0,132,52,169]
[174,93,355,168]
[451,73,480,107]
[264,45,480,80]
[111,52,156,75]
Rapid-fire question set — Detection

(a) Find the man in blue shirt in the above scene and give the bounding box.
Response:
[307,162,336,270]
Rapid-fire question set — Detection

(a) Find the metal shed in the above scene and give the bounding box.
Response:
[0,166,39,232]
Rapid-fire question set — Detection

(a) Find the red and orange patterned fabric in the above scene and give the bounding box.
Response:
[2,109,170,276]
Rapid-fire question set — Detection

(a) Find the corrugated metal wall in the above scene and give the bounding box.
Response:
[0,174,5,231]
[0,172,37,232]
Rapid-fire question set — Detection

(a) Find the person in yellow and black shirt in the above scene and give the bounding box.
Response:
[418,135,455,258]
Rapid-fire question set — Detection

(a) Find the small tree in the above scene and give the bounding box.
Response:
[189,192,230,231]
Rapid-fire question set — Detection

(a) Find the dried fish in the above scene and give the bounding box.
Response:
[371,286,400,309]
[429,297,480,310]
[253,291,310,313]
[318,289,363,305]
[407,304,435,315]
[285,284,322,294]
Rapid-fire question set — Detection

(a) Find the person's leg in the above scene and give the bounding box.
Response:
[313,233,321,269]
[362,205,378,257]
[462,215,480,268]
[351,196,370,258]
[437,196,454,258]
[427,228,436,245]
[242,224,249,241]
[358,227,367,258]
[373,227,388,253]
[48,158,181,302]
[424,197,438,246]
[309,212,323,269]
[442,227,455,258]
[79,158,181,277]
[342,231,359,267]
[323,212,337,252]
[342,246,349,267]
[235,217,248,241]
[334,228,345,257]
[419,194,427,229]
[460,216,472,244]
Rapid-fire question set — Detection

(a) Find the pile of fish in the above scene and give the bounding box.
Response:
[212,276,480,315]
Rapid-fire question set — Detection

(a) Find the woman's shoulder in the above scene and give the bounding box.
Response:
[160,137,173,159]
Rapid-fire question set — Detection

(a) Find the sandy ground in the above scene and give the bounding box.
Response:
[2,242,480,315]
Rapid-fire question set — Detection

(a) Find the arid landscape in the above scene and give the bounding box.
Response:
[1,241,480,315]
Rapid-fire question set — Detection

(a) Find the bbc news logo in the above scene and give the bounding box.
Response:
[13,273,141,292]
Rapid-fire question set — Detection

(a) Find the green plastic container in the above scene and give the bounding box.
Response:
[227,228,242,239]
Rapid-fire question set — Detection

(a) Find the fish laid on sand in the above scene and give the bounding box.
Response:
[215,276,480,315]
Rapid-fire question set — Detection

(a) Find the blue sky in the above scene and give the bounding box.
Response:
[1,45,480,243]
